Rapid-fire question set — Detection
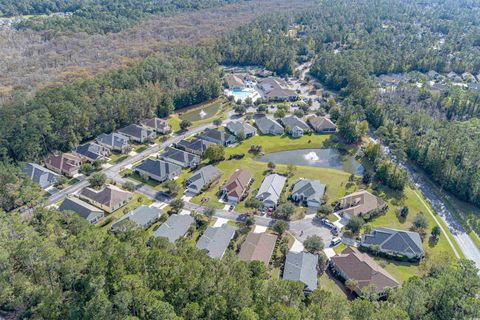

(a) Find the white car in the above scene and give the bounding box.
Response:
[330,237,342,247]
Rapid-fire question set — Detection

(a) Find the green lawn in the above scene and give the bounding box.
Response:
[470,231,480,250]
[108,152,128,165]
[319,272,348,299]
[167,116,181,132]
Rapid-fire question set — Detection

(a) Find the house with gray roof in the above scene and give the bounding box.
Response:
[197,128,236,146]
[254,116,284,136]
[158,147,200,168]
[196,224,236,258]
[281,116,310,137]
[134,158,182,182]
[153,214,195,243]
[118,124,156,143]
[79,185,133,213]
[291,179,326,208]
[58,196,104,223]
[176,138,213,156]
[96,132,131,153]
[23,163,59,189]
[186,165,222,194]
[141,118,171,134]
[361,228,424,260]
[256,174,287,209]
[111,205,162,231]
[283,251,318,291]
[307,116,337,133]
[226,121,257,138]
[74,142,111,162]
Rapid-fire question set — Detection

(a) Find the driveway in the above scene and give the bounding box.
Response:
[289,216,334,246]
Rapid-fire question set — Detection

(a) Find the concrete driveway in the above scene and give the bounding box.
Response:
[289,216,334,247]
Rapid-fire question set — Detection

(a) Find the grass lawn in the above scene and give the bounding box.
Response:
[167,115,181,132]
[319,272,348,299]
[99,193,154,229]
[108,152,128,165]
[470,231,480,250]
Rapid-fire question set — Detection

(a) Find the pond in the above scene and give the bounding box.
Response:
[180,101,222,122]
[256,148,364,175]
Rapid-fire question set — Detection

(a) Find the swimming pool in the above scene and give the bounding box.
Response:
[227,88,258,101]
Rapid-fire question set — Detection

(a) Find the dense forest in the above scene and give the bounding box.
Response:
[2,0,244,34]
[1,208,478,319]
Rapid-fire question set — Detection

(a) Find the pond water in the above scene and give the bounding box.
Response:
[256,148,364,175]
[180,102,222,122]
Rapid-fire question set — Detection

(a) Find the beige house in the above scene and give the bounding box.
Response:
[238,232,278,266]
[307,116,337,133]
[79,185,133,213]
[338,190,386,218]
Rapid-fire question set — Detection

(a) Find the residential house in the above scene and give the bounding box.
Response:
[361,228,424,260]
[467,83,480,91]
[238,232,278,266]
[153,214,195,243]
[197,128,237,146]
[427,70,440,80]
[378,74,400,87]
[134,158,182,182]
[338,190,386,219]
[23,163,59,189]
[257,69,273,78]
[222,169,253,203]
[330,247,400,296]
[462,72,475,82]
[96,132,131,153]
[186,165,222,194]
[259,77,298,101]
[256,174,287,209]
[307,116,337,133]
[45,153,83,177]
[141,118,171,134]
[281,116,310,137]
[118,124,156,143]
[224,74,245,90]
[291,179,326,208]
[431,83,447,91]
[111,205,162,231]
[79,185,133,213]
[254,116,284,136]
[58,196,104,223]
[447,71,459,80]
[74,142,111,162]
[176,138,213,156]
[196,224,236,258]
[158,147,200,168]
[226,121,257,138]
[283,251,318,291]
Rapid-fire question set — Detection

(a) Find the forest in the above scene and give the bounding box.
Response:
[0,208,478,319]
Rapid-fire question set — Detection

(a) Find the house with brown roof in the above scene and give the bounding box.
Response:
[338,190,386,219]
[79,185,133,213]
[222,169,253,203]
[224,74,245,90]
[307,116,337,133]
[141,118,171,134]
[45,153,83,177]
[238,232,278,266]
[330,247,400,297]
[259,77,298,101]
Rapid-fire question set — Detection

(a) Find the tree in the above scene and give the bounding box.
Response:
[213,118,222,126]
[80,163,96,176]
[180,119,192,131]
[274,202,296,220]
[122,181,136,192]
[293,109,304,118]
[89,173,106,189]
[399,206,409,218]
[54,175,68,189]
[163,180,180,196]
[267,162,276,171]
[272,220,288,236]
[413,212,429,230]
[203,206,216,220]
[236,131,246,141]
[346,216,364,235]
[274,109,286,118]
[245,198,262,209]
[204,145,225,163]
[170,198,184,213]
[303,235,324,253]
[431,226,441,239]
[345,279,358,294]
[317,204,333,217]
[234,105,246,115]
[286,163,297,177]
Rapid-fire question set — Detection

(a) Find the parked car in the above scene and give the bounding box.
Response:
[320,218,335,229]
[331,237,342,246]
[331,227,339,236]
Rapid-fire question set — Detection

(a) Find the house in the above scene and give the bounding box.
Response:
[283,251,318,291]
[118,124,156,143]
[338,190,386,218]
[58,196,104,223]
[256,174,287,209]
[447,71,458,79]
[74,142,111,162]
[79,185,133,213]
[462,72,475,82]
[307,116,337,133]
[45,153,83,177]
[291,179,326,208]
[222,169,253,203]
[141,118,171,134]
[281,116,310,137]
[186,165,222,194]
[111,205,162,231]
[431,83,447,91]
[259,77,298,101]
[226,121,257,138]
[134,158,182,182]
[224,74,245,90]
[197,128,237,146]
[158,147,200,168]
[361,228,424,260]
[330,247,400,296]
[23,163,59,189]
[196,224,236,258]
[96,132,131,153]
[153,214,195,243]
[257,69,273,78]
[378,74,400,87]
[238,232,278,266]
[427,70,440,79]
[176,138,213,156]
[467,83,480,91]
[255,116,284,135]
